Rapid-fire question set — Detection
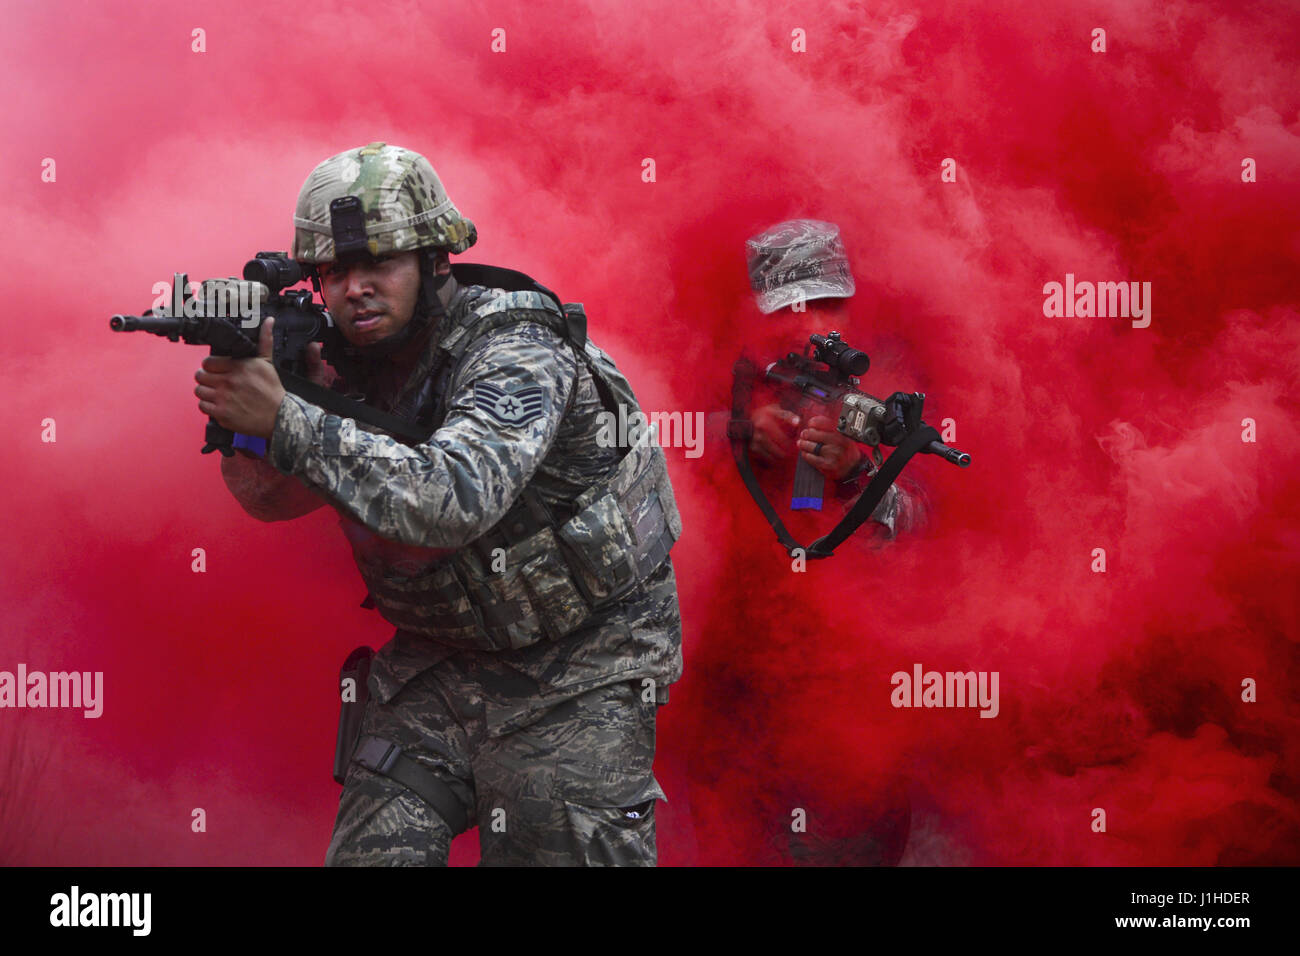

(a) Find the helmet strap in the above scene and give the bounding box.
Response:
[415,248,451,323]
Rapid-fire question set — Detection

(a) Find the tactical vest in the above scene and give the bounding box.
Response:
[354,276,682,652]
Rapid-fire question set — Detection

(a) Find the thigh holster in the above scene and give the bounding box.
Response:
[352,734,470,836]
[334,646,471,836]
[334,646,374,786]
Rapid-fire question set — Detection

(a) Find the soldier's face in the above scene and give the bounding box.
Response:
[317,250,422,346]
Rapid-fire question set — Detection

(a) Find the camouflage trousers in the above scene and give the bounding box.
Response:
[325,653,667,867]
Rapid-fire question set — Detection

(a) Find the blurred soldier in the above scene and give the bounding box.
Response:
[732,218,928,542]
[677,218,923,867]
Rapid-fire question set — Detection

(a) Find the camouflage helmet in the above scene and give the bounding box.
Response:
[292,142,477,263]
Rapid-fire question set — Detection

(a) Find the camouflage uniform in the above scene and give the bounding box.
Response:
[262,275,682,866]
[251,144,682,865]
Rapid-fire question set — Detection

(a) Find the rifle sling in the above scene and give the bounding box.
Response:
[805,423,939,557]
[278,369,431,444]
[729,358,803,554]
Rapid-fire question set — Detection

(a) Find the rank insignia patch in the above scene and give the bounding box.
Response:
[474,381,545,427]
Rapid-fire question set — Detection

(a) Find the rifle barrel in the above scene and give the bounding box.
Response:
[109,314,179,333]
[925,440,971,467]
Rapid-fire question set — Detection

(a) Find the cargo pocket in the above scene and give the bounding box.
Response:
[551,764,666,866]
[557,493,639,606]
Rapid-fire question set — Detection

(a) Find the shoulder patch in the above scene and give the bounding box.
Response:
[474,381,546,427]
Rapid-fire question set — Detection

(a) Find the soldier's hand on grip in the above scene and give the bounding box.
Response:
[750,404,800,464]
[194,318,287,439]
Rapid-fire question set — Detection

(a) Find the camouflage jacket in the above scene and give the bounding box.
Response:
[263,277,683,725]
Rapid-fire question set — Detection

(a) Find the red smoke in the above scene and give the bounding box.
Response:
[3,0,1298,865]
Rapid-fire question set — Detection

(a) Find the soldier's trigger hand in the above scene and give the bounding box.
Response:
[193,317,287,440]
[798,415,862,481]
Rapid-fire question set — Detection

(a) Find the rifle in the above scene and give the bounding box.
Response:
[109,252,428,456]
[729,330,970,558]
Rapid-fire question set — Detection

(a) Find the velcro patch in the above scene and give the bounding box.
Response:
[474,381,545,427]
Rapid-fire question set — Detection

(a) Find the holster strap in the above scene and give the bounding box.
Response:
[352,735,470,835]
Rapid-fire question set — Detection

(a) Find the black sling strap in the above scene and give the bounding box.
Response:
[729,358,803,554]
[805,422,938,557]
[278,369,432,442]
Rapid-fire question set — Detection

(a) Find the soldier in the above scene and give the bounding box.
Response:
[192,142,683,866]
[680,219,923,865]
[743,218,928,541]
[703,218,927,543]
